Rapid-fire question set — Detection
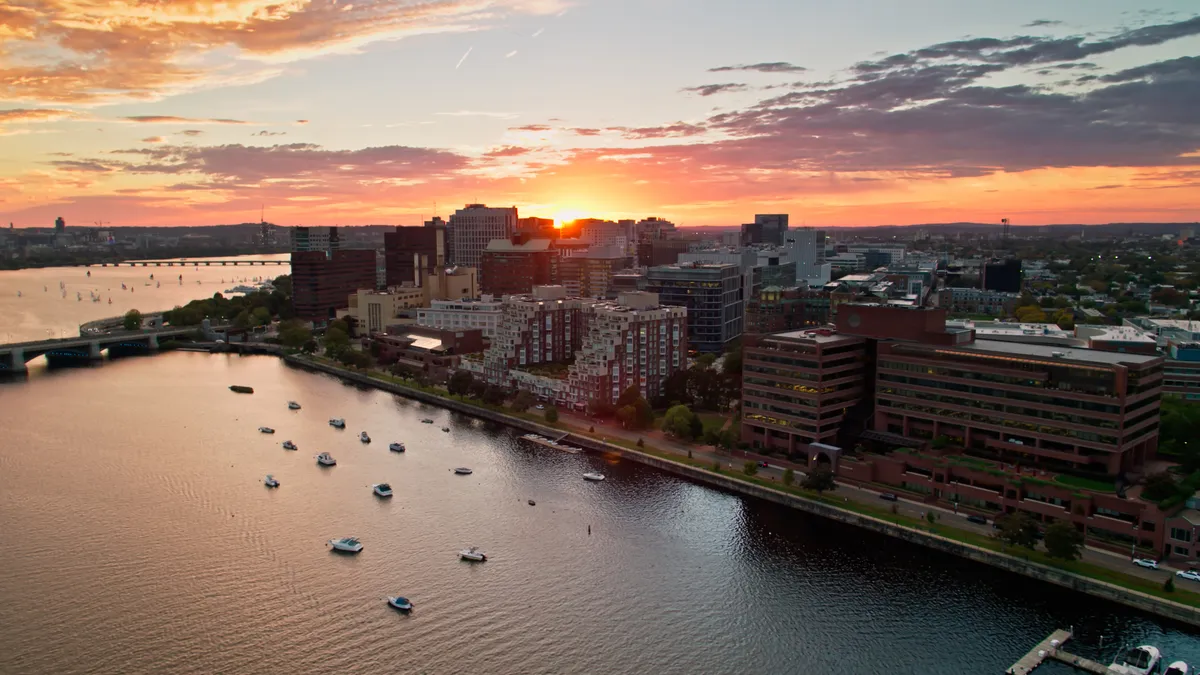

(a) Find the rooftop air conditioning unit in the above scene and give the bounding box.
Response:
[1051,351,1066,358]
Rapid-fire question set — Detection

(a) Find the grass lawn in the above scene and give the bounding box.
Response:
[1054,474,1116,493]
[698,413,729,434]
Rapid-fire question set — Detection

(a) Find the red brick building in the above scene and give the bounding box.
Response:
[480,235,558,296]
[291,249,377,321]
[383,221,445,287]
[370,326,484,381]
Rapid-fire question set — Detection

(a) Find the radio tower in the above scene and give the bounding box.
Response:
[1001,217,1010,241]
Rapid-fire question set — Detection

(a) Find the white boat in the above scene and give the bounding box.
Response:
[282,440,297,451]
[317,452,336,466]
[1165,662,1189,675]
[1110,646,1162,675]
[329,418,345,428]
[420,418,434,424]
[373,483,393,498]
[288,401,301,410]
[259,427,275,434]
[387,596,413,611]
[454,467,473,475]
[264,474,280,488]
[328,537,362,553]
[583,472,606,482]
[459,546,487,562]
[389,442,405,453]
[360,431,371,443]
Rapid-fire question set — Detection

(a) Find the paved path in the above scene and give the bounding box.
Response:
[550,408,1187,589]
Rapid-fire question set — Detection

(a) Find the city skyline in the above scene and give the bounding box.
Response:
[0,1,1197,228]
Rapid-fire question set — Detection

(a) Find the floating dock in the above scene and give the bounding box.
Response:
[1007,629,1113,674]
[520,433,582,454]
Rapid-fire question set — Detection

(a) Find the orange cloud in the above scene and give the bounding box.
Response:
[1,0,570,104]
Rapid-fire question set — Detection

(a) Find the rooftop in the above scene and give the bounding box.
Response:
[958,339,1162,366]
[484,238,553,252]
[1081,326,1157,344]
[768,328,862,345]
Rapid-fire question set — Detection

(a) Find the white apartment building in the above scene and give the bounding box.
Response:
[417,295,503,338]
[447,204,518,268]
[483,286,585,386]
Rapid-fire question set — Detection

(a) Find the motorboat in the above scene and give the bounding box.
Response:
[259,427,275,434]
[528,499,536,506]
[389,442,406,453]
[317,452,337,466]
[282,440,297,451]
[373,483,393,498]
[329,418,346,428]
[454,467,473,475]
[264,474,280,488]
[387,596,413,612]
[441,427,450,433]
[230,385,254,394]
[360,431,371,443]
[1109,646,1162,675]
[459,546,487,562]
[288,401,301,410]
[1165,662,1189,675]
[583,472,606,482]
[420,418,434,424]
[328,537,363,553]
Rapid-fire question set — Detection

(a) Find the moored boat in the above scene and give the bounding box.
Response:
[441,427,450,433]
[258,426,275,434]
[459,546,487,562]
[454,467,473,475]
[329,418,345,428]
[282,440,297,450]
[360,431,371,443]
[420,418,434,424]
[387,596,413,611]
[230,385,254,394]
[288,401,301,410]
[264,474,280,488]
[389,442,405,453]
[583,472,606,482]
[1165,661,1189,675]
[373,483,393,498]
[1109,646,1162,675]
[317,452,336,466]
[328,537,362,553]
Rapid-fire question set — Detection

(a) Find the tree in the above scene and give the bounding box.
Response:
[328,319,350,335]
[662,404,699,440]
[468,379,488,400]
[995,511,1039,549]
[544,406,558,423]
[689,413,703,440]
[301,339,317,354]
[251,306,271,326]
[339,349,373,369]
[588,399,617,418]
[278,319,312,348]
[782,468,795,486]
[926,511,937,525]
[801,465,836,494]
[1141,472,1180,502]
[661,369,691,407]
[1165,576,1176,593]
[511,391,537,413]
[323,327,350,358]
[482,385,507,406]
[743,461,758,476]
[123,309,142,331]
[448,370,474,397]
[616,385,642,408]
[1044,521,1085,560]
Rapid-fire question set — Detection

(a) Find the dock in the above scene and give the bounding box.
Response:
[1007,629,1113,674]
[520,433,582,454]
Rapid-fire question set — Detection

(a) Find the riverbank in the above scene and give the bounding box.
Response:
[281,354,1200,627]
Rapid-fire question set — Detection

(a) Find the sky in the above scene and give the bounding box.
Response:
[0,0,1198,228]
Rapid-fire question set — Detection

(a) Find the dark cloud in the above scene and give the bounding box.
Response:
[1024,19,1062,27]
[570,128,603,136]
[253,130,287,136]
[484,145,531,157]
[709,62,807,74]
[615,123,706,140]
[122,116,247,124]
[682,83,748,96]
[51,160,114,173]
[509,124,551,132]
[179,129,204,136]
[1090,184,1123,190]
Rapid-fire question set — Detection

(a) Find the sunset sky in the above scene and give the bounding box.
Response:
[0,0,1197,228]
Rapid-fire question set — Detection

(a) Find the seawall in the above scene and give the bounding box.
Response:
[283,355,1200,628]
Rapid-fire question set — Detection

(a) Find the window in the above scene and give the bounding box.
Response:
[1171,527,1193,542]
[1176,545,1190,557]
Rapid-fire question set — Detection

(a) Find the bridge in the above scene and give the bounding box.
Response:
[0,326,199,372]
[87,259,290,267]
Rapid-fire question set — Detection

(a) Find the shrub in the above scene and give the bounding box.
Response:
[743,461,758,476]
[782,468,795,486]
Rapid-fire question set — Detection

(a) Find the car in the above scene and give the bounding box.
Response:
[1176,569,1200,582]
[535,404,545,410]
[966,514,988,525]
[759,461,769,468]
[1133,558,1160,570]
[878,493,898,502]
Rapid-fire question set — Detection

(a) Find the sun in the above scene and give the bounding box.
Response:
[553,209,584,228]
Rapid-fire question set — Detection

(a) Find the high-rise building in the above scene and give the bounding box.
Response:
[383,224,445,287]
[54,216,65,233]
[291,226,341,252]
[446,204,518,269]
[480,235,558,296]
[517,216,558,239]
[562,292,688,409]
[741,214,788,246]
[982,258,1023,293]
[788,228,830,286]
[646,262,743,353]
[635,217,676,242]
[677,248,761,316]
[291,249,377,320]
[636,239,692,267]
[745,286,829,334]
[578,219,632,255]
[483,286,585,386]
[558,247,634,299]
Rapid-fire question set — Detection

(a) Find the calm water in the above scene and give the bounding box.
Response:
[0,255,289,343]
[2,353,1199,674]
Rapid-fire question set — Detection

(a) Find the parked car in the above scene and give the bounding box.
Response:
[879,493,898,502]
[535,404,545,410]
[1176,569,1200,582]
[966,514,988,525]
[758,461,769,468]
[1133,558,1160,570]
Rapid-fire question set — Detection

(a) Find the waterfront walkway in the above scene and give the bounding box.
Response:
[1007,629,1114,674]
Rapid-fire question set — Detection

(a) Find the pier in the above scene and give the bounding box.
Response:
[520,433,582,454]
[1007,629,1113,674]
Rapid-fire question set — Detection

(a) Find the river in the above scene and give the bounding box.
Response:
[1,352,1199,674]
[0,255,289,343]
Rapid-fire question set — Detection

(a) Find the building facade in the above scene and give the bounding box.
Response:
[741,214,788,246]
[746,286,829,334]
[370,327,485,381]
[646,262,743,353]
[558,248,633,299]
[290,226,341,252]
[447,204,518,268]
[291,249,376,320]
[482,286,585,386]
[383,223,445,287]
[417,296,503,339]
[480,236,558,296]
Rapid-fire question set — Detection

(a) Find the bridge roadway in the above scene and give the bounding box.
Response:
[0,326,198,372]
[87,259,289,267]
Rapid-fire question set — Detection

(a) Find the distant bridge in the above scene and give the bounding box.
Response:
[0,326,199,372]
[87,259,290,267]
